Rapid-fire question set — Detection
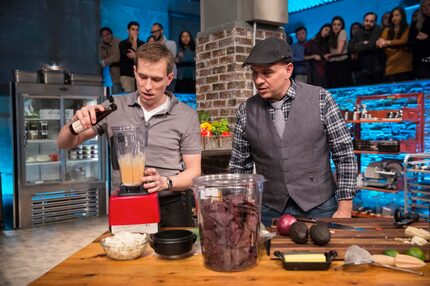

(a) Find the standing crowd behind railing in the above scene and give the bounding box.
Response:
[290,0,430,89]
[97,1,430,93]
[98,22,196,94]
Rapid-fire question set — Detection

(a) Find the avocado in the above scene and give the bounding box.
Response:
[289,221,308,244]
[310,222,331,246]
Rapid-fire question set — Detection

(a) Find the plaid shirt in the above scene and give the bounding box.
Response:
[229,80,357,201]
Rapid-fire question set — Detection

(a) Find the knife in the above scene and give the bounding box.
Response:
[296,217,366,231]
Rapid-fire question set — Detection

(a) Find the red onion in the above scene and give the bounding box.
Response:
[277,214,297,236]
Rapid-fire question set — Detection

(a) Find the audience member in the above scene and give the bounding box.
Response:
[304,23,331,87]
[377,7,413,82]
[291,26,309,83]
[176,30,196,93]
[325,16,352,88]
[349,12,384,85]
[151,23,178,92]
[409,0,430,79]
[348,22,363,84]
[350,22,363,39]
[381,12,390,29]
[98,27,121,93]
[412,8,420,24]
[119,21,144,92]
[147,35,155,43]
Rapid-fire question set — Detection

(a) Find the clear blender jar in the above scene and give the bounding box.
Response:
[192,174,264,272]
[111,126,148,194]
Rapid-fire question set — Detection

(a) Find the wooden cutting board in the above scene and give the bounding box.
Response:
[269,218,430,261]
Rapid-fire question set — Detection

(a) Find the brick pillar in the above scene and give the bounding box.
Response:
[196,21,285,124]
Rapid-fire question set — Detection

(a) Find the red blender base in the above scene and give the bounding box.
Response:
[109,190,160,234]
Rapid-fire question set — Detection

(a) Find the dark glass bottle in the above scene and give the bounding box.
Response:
[69,101,117,135]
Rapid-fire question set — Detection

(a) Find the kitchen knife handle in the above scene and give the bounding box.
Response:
[296,217,317,223]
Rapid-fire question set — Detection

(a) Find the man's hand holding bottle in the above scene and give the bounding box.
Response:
[69,103,116,136]
[75,105,105,126]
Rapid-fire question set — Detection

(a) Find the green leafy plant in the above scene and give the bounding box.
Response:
[198,111,211,123]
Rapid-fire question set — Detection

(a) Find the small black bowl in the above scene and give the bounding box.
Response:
[150,230,197,259]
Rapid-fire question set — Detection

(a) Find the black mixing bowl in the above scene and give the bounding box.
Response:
[151,229,197,259]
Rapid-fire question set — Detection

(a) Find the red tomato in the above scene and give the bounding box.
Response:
[201,130,213,137]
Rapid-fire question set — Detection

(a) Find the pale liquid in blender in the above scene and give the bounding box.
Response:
[118,153,146,186]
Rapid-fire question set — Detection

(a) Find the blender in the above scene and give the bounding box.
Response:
[108,125,160,234]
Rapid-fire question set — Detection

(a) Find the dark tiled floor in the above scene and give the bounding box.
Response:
[0,216,108,286]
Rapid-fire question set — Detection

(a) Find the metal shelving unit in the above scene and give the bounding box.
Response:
[352,93,425,193]
[404,153,430,221]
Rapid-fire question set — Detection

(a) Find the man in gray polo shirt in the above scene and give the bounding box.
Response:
[57,42,202,227]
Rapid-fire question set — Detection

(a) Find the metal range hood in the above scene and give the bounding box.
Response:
[201,0,288,31]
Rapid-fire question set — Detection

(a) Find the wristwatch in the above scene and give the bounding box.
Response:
[166,176,173,190]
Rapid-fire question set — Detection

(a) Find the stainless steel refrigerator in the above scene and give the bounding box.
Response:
[0,82,107,229]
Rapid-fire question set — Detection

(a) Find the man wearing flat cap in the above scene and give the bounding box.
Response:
[229,37,357,226]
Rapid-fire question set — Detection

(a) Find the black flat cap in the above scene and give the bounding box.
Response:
[242,37,292,66]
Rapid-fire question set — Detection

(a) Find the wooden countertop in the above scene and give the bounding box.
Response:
[31,219,430,286]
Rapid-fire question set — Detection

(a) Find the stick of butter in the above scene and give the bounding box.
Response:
[283,253,326,263]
